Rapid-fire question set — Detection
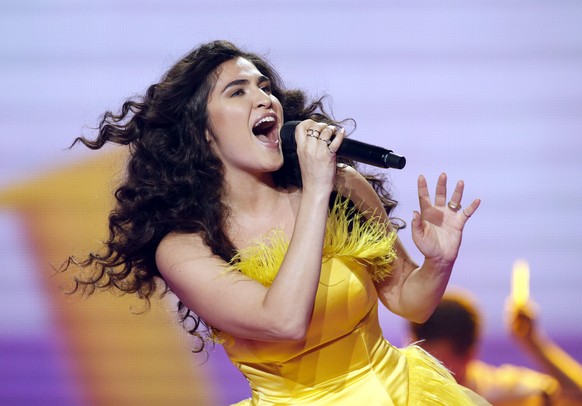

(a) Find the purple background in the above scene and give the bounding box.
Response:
[1,1,581,404]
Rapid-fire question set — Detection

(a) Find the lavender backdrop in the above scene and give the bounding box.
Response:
[1,1,581,404]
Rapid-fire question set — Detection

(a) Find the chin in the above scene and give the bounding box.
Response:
[270,161,284,172]
[265,156,284,173]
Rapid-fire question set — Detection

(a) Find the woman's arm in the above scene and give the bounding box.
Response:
[155,185,329,342]
[156,121,345,342]
[336,167,480,323]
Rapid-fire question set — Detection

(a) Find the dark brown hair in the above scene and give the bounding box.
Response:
[65,40,399,352]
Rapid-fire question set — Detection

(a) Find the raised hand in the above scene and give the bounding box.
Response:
[411,173,481,266]
[507,300,539,344]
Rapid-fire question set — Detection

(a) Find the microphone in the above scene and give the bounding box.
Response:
[280,121,406,170]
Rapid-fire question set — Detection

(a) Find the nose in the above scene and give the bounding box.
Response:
[254,87,272,109]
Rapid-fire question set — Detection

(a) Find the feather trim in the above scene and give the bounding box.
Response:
[229,195,397,286]
[403,345,491,405]
[323,195,397,282]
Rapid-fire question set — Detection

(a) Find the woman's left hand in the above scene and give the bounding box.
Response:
[411,173,480,266]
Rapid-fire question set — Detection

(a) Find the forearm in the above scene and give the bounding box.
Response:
[395,256,454,322]
[262,188,330,338]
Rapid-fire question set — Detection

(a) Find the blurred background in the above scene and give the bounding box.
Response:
[1,1,581,405]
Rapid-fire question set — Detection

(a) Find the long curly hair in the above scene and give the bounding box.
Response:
[65,40,399,352]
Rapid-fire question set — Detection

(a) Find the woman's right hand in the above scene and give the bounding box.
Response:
[293,119,346,194]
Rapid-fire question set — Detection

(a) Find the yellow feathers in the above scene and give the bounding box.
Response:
[403,346,487,405]
[229,195,397,286]
[229,227,290,287]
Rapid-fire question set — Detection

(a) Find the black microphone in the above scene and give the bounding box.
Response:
[280,121,406,170]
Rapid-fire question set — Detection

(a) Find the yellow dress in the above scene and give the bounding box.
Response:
[221,198,490,406]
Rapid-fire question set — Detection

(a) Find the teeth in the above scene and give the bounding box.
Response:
[254,116,275,127]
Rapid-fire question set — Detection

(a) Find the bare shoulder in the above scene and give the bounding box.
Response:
[155,231,244,308]
[154,231,275,338]
[335,163,364,186]
[155,231,223,281]
[335,164,386,218]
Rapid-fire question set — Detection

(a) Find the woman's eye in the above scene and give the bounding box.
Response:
[231,89,245,97]
[260,84,272,94]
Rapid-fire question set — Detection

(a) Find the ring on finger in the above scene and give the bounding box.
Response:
[306,128,321,138]
[312,136,332,146]
[447,201,461,211]
[462,208,471,218]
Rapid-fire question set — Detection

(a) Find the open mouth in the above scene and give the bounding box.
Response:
[252,116,278,144]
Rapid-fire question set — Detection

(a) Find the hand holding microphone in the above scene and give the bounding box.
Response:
[280,121,406,170]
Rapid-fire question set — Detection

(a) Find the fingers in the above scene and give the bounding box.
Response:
[411,210,424,236]
[418,173,449,210]
[461,198,481,219]
[417,175,432,212]
[434,173,448,207]
[447,179,464,210]
[327,126,345,154]
[299,121,328,142]
[297,120,344,156]
[418,172,480,220]
[435,173,464,211]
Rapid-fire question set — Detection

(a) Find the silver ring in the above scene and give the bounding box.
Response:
[306,128,321,138]
[462,208,471,217]
[447,201,461,211]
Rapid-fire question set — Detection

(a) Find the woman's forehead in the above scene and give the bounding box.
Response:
[215,57,261,81]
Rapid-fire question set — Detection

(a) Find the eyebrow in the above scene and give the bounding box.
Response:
[221,75,270,94]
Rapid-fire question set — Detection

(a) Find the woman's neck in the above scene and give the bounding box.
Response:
[223,174,300,248]
[224,172,283,214]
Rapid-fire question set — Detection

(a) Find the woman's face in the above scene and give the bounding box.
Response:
[206,57,284,178]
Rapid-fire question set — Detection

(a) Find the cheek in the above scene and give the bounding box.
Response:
[207,97,242,126]
[208,108,231,133]
[273,97,283,115]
